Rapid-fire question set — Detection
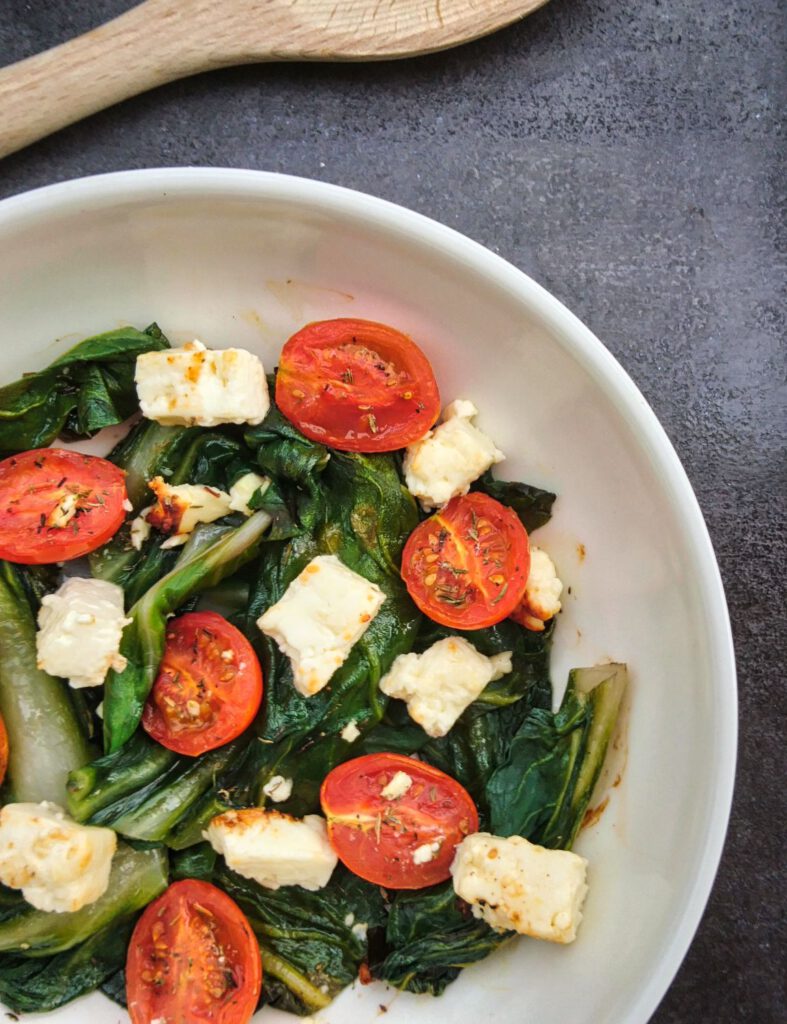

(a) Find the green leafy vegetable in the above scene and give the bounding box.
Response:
[473,470,556,533]
[103,511,272,752]
[219,865,384,1014]
[0,844,167,955]
[0,561,91,803]
[375,882,505,995]
[0,324,169,453]
[486,664,628,848]
[0,916,135,1013]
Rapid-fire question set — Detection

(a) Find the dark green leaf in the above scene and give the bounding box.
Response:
[0,917,135,1013]
[0,324,169,453]
[473,470,556,533]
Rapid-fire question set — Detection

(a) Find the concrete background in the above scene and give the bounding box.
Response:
[0,1,784,1020]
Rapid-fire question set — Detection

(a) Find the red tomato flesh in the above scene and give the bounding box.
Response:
[275,318,440,452]
[126,878,262,1024]
[320,753,479,889]
[142,611,263,756]
[0,448,127,564]
[401,491,530,629]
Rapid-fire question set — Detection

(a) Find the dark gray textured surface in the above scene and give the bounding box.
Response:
[0,1,784,1020]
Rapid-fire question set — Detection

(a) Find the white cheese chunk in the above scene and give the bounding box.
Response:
[413,840,442,865]
[135,339,269,427]
[380,636,512,738]
[205,809,337,891]
[341,720,361,743]
[403,399,504,510]
[262,775,293,803]
[36,577,131,688]
[380,771,413,800]
[351,921,368,941]
[129,509,152,551]
[257,554,386,697]
[0,803,116,913]
[228,472,269,516]
[144,477,233,548]
[515,547,564,631]
[451,833,588,943]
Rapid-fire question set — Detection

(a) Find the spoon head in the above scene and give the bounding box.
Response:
[222,0,551,61]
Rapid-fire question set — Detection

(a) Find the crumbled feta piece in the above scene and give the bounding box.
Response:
[341,720,361,743]
[135,339,269,427]
[380,637,512,738]
[514,547,564,631]
[0,803,116,913]
[262,775,293,803]
[122,498,133,513]
[403,399,504,510]
[451,833,588,943]
[380,771,413,800]
[344,912,355,927]
[36,577,131,688]
[205,809,337,891]
[351,921,368,941]
[228,472,269,516]
[142,477,232,548]
[412,840,441,865]
[257,554,386,697]
[129,509,152,550]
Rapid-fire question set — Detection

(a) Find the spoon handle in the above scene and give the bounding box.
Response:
[0,0,216,159]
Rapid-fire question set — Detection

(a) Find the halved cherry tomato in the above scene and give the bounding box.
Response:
[142,611,263,756]
[0,448,127,564]
[401,491,530,629]
[275,318,440,452]
[126,879,262,1024]
[0,714,7,788]
[320,753,479,889]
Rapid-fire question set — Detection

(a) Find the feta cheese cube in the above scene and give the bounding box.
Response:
[257,554,386,697]
[514,547,564,631]
[144,477,233,548]
[380,771,413,800]
[412,840,442,865]
[451,832,588,943]
[129,510,152,551]
[262,775,293,803]
[36,577,131,688]
[135,339,269,427]
[228,472,269,516]
[379,637,512,738]
[403,399,504,510]
[0,803,116,913]
[205,808,337,891]
[341,720,361,743]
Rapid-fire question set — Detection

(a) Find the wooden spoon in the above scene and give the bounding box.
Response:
[0,0,549,159]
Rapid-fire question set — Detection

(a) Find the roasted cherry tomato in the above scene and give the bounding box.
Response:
[275,318,440,452]
[142,611,263,756]
[0,448,127,564]
[126,879,262,1024]
[401,491,530,629]
[320,753,479,889]
[0,714,7,788]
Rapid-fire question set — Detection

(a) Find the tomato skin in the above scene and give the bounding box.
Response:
[275,318,440,452]
[0,714,7,788]
[126,879,262,1024]
[142,611,263,757]
[320,753,479,889]
[0,448,127,564]
[401,492,530,630]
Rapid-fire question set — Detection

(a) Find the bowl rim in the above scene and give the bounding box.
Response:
[0,167,737,1024]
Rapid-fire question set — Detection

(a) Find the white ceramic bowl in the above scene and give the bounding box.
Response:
[0,169,735,1024]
